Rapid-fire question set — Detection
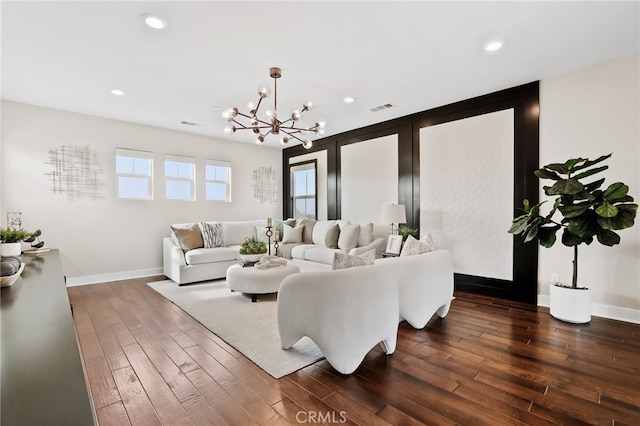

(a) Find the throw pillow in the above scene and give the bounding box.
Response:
[337,223,361,252]
[302,219,316,243]
[324,224,340,249]
[274,219,296,241]
[171,224,204,251]
[332,249,376,270]
[357,222,374,247]
[420,233,435,250]
[311,220,337,245]
[255,225,270,244]
[282,224,304,244]
[400,234,434,257]
[199,222,224,248]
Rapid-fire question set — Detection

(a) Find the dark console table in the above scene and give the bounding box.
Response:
[1,250,96,425]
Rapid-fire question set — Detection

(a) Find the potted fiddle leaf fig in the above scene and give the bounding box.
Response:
[509,153,637,323]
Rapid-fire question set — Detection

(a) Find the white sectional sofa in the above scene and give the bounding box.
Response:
[163,218,387,285]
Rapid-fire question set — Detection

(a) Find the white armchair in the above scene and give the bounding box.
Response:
[376,249,454,329]
[277,264,399,374]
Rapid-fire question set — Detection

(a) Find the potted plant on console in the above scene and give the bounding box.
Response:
[239,236,267,264]
[509,153,637,323]
[0,227,30,257]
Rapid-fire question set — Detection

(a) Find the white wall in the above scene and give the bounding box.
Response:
[1,101,282,284]
[539,54,640,315]
[420,109,514,280]
[340,134,398,224]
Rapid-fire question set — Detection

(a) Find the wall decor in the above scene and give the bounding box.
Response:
[6,212,22,229]
[252,166,278,204]
[45,145,103,200]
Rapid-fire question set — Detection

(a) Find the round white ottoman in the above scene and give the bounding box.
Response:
[226,262,300,302]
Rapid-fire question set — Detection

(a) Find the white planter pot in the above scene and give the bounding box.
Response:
[549,284,591,323]
[0,242,22,257]
[239,253,265,263]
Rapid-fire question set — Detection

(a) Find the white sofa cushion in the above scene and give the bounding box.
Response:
[184,247,239,265]
[255,225,269,243]
[337,223,360,252]
[358,222,374,247]
[304,246,343,264]
[290,244,317,260]
[312,220,337,245]
[222,221,257,246]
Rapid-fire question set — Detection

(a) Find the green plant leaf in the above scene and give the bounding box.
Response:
[508,216,530,234]
[534,169,561,181]
[571,153,612,172]
[561,229,582,246]
[564,157,586,171]
[566,212,598,239]
[558,202,591,218]
[573,165,608,180]
[524,224,539,243]
[595,201,619,218]
[547,179,583,195]
[596,228,620,246]
[538,226,559,248]
[583,177,605,192]
[544,163,569,174]
[611,195,635,204]
[523,199,531,213]
[599,204,638,230]
[603,182,629,202]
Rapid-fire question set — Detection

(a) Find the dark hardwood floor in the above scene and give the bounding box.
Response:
[68,277,640,425]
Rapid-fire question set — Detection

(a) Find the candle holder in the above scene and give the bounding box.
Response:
[265,226,273,255]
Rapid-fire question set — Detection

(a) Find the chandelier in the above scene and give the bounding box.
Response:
[222,67,325,149]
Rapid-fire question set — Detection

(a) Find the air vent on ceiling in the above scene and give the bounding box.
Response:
[369,103,395,112]
[180,121,198,126]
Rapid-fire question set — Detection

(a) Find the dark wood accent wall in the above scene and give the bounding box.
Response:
[283,82,539,304]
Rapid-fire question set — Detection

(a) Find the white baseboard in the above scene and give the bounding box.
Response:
[538,294,640,324]
[65,267,164,287]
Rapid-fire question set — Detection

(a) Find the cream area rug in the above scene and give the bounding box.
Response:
[147,279,324,379]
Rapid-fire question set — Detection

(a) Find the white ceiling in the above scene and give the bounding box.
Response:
[2,1,639,149]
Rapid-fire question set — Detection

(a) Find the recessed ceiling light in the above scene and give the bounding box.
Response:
[110,89,125,96]
[141,13,167,30]
[343,96,356,104]
[484,40,504,52]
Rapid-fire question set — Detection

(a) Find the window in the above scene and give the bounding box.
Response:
[205,160,231,202]
[290,160,317,219]
[165,155,195,200]
[116,148,153,199]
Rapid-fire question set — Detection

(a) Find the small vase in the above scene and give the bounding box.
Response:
[0,242,22,257]
[549,283,591,323]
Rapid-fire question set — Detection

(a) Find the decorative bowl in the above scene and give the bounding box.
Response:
[239,254,265,263]
[0,262,25,287]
